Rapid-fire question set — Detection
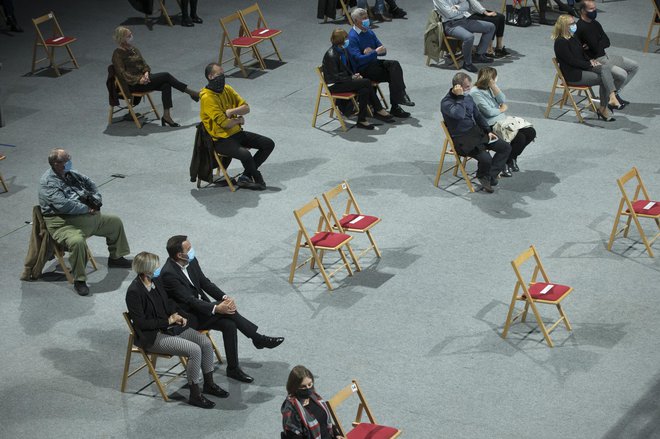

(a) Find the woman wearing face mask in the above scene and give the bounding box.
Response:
[322,28,394,130]
[551,14,621,121]
[111,26,200,127]
[470,67,535,176]
[125,251,228,409]
[281,365,344,439]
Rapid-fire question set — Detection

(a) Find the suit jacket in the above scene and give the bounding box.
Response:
[161,257,227,317]
[125,276,190,349]
[553,37,591,84]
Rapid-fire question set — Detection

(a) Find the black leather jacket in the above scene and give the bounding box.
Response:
[322,46,354,84]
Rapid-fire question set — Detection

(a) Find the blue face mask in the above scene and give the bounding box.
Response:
[64,160,73,172]
[185,247,195,262]
[152,266,161,278]
[569,23,577,34]
[342,40,349,49]
[586,10,597,20]
[361,18,370,28]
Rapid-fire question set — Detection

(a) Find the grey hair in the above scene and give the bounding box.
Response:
[48,148,69,166]
[452,72,472,86]
[132,251,160,276]
[113,26,131,45]
[351,7,368,22]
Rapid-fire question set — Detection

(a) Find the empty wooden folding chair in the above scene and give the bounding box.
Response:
[218,12,266,78]
[121,313,188,401]
[322,180,382,262]
[289,197,361,291]
[502,245,574,348]
[312,66,361,132]
[434,120,475,192]
[644,0,660,53]
[327,380,402,439]
[109,67,160,129]
[238,3,283,63]
[545,57,598,123]
[0,154,8,193]
[607,167,660,257]
[31,12,79,76]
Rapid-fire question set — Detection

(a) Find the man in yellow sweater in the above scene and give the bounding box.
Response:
[199,63,275,190]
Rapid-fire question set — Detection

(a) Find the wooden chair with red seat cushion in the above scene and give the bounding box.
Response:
[312,66,364,132]
[327,380,402,439]
[238,3,283,63]
[289,197,361,291]
[31,12,79,77]
[544,58,598,123]
[322,180,382,262]
[218,12,266,78]
[502,245,574,348]
[608,167,660,257]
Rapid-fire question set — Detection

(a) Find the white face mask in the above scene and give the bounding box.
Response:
[126,34,134,44]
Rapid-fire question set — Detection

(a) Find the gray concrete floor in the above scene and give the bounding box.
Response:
[0,0,659,438]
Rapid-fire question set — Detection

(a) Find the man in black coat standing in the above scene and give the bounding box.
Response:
[161,235,284,383]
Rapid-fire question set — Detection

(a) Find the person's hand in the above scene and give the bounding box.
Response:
[590,59,601,67]
[363,47,373,55]
[582,43,589,50]
[179,316,187,327]
[488,132,498,141]
[88,208,97,214]
[485,10,497,16]
[452,84,464,96]
[352,73,362,80]
[499,103,508,113]
[168,313,178,325]
[215,302,236,315]
[451,5,460,10]
[223,296,237,312]
[235,116,245,125]
[225,108,234,118]
[375,45,386,55]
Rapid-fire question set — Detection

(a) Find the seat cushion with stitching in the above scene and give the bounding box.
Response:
[44,36,76,46]
[231,36,261,47]
[346,423,400,439]
[527,282,572,302]
[340,214,379,231]
[310,231,351,248]
[628,199,660,216]
[251,28,280,38]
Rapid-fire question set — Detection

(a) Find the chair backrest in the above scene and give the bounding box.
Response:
[616,167,651,206]
[239,2,268,31]
[327,380,379,436]
[32,11,65,41]
[653,0,660,17]
[440,120,457,151]
[315,66,333,96]
[511,245,550,293]
[293,198,333,243]
[322,181,363,231]
[123,312,137,338]
[220,12,250,40]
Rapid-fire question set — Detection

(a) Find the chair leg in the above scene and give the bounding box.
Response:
[48,46,61,77]
[0,172,8,193]
[142,352,170,401]
[333,99,349,132]
[565,90,585,123]
[557,304,572,331]
[528,302,554,347]
[434,141,449,187]
[644,18,656,53]
[53,247,74,284]
[65,44,79,69]
[310,247,334,290]
[344,242,362,272]
[206,332,223,364]
[632,214,656,257]
[121,342,134,392]
[544,77,559,118]
[607,208,624,251]
[456,155,475,192]
[337,248,354,277]
[312,82,323,128]
[251,45,267,70]
[289,233,303,284]
[269,38,283,61]
[501,284,520,339]
[365,230,382,258]
[145,92,161,119]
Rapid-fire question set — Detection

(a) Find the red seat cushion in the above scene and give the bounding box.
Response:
[331,92,355,98]
[310,231,351,249]
[340,214,379,231]
[629,200,660,216]
[346,423,400,439]
[231,36,261,47]
[251,28,280,38]
[44,36,76,46]
[527,282,572,302]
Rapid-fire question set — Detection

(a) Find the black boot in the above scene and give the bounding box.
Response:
[203,372,229,398]
[189,383,215,408]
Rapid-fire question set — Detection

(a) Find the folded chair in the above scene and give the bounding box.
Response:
[238,3,283,63]
[289,197,361,291]
[327,380,402,439]
[0,154,8,193]
[545,57,598,123]
[607,167,660,257]
[312,66,361,132]
[644,0,660,53]
[109,68,160,129]
[218,12,266,78]
[502,245,574,348]
[31,12,79,76]
[322,181,382,262]
[121,312,188,401]
[434,120,475,192]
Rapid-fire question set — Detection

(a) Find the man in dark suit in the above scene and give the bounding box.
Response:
[440,72,510,193]
[161,235,284,383]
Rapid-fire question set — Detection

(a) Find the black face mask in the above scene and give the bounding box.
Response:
[207,74,226,93]
[295,388,313,399]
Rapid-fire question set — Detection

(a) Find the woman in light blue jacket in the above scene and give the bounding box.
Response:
[470,67,536,176]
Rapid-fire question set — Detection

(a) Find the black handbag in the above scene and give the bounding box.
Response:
[506,0,532,27]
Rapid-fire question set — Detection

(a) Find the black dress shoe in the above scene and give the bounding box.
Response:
[356,122,375,130]
[500,164,512,177]
[108,257,132,268]
[490,176,499,186]
[181,17,194,27]
[390,105,410,118]
[227,367,254,383]
[203,383,229,398]
[161,117,181,127]
[477,177,494,193]
[401,93,415,107]
[615,93,630,106]
[191,15,203,24]
[508,159,519,172]
[473,54,493,64]
[189,394,215,409]
[461,62,478,73]
[390,8,407,18]
[373,112,395,123]
[253,335,285,349]
[74,281,90,296]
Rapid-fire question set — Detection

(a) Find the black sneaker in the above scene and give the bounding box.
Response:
[473,54,493,64]
[74,281,90,296]
[477,177,494,193]
[237,174,265,191]
[461,62,478,73]
[252,171,267,190]
[390,8,407,18]
[495,47,510,58]
[390,105,410,118]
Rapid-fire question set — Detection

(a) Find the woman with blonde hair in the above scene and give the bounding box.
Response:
[111,26,199,127]
[125,251,228,409]
[552,14,621,121]
[470,66,535,175]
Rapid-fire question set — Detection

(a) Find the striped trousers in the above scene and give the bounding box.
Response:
[149,327,214,385]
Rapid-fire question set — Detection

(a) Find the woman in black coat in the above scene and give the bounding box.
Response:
[322,28,394,130]
[125,251,227,409]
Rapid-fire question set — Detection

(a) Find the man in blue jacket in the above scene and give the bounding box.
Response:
[347,7,414,119]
